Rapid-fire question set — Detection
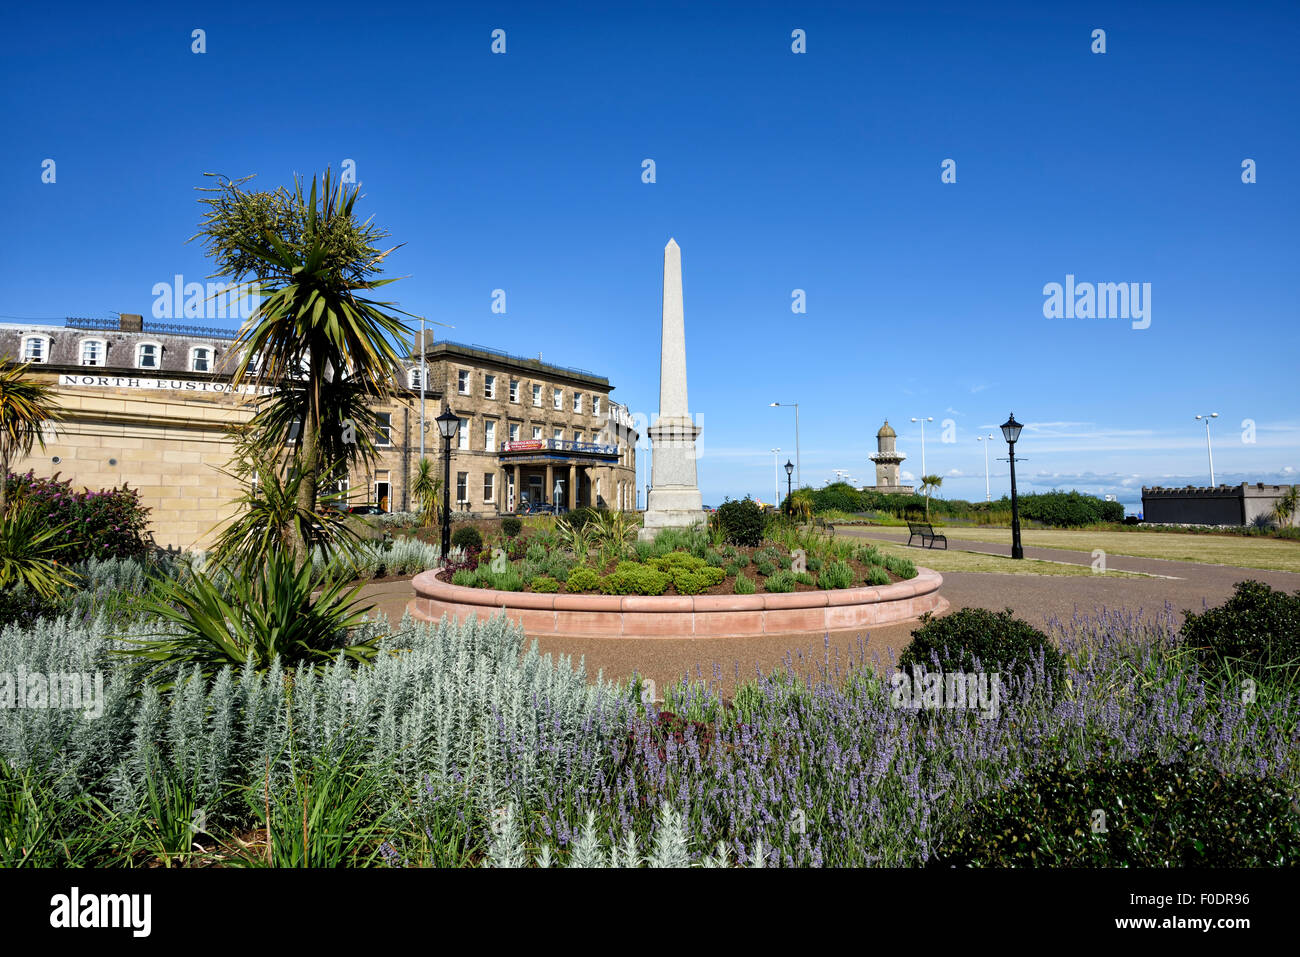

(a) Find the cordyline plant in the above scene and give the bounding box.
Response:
[191,169,445,558]
[0,356,63,517]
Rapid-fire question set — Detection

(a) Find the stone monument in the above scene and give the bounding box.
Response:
[639,238,706,540]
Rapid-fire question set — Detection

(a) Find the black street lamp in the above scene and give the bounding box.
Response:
[784,459,794,516]
[1000,413,1024,559]
[436,405,461,560]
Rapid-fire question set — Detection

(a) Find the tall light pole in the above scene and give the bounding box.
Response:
[976,433,993,502]
[770,447,780,509]
[999,413,1025,560]
[911,416,934,477]
[770,402,800,488]
[436,405,461,559]
[1195,413,1219,485]
[418,316,427,463]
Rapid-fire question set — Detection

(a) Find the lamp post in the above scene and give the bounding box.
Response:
[418,316,427,463]
[770,402,800,488]
[910,416,934,477]
[770,447,780,511]
[436,405,461,559]
[1195,413,1219,485]
[976,433,993,502]
[1000,413,1024,559]
[784,459,794,516]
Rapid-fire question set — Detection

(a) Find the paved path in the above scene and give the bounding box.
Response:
[357,541,1300,696]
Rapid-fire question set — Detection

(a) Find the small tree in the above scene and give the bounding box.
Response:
[920,475,943,521]
[411,457,442,528]
[1273,485,1299,529]
[0,356,63,516]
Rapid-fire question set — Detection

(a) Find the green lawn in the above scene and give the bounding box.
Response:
[862,525,1300,574]
[863,539,1152,578]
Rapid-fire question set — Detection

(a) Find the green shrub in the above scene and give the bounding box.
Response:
[854,544,883,566]
[733,572,756,595]
[564,566,600,593]
[672,567,725,595]
[756,561,775,577]
[866,565,891,586]
[598,561,669,596]
[525,542,547,563]
[451,526,483,551]
[730,680,764,725]
[529,575,559,593]
[1180,580,1300,684]
[480,568,524,591]
[724,562,741,578]
[715,498,765,547]
[543,551,575,582]
[931,757,1300,867]
[764,570,797,593]
[633,540,656,562]
[501,517,522,538]
[817,560,854,590]
[806,556,824,573]
[794,571,815,586]
[565,506,601,530]
[705,550,727,568]
[884,554,917,580]
[451,568,478,587]
[4,471,151,563]
[900,607,1065,692]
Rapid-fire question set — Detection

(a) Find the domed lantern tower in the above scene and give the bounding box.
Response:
[869,420,908,491]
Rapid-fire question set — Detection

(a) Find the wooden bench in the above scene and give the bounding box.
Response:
[906,521,947,549]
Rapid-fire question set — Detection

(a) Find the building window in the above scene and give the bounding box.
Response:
[456,471,468,505]
[375,412,392,447]
[509,423,520,442]
[484,374,496,399]
[79,338,106,366]
[458,369,470,394]
[574,431,583,444]
[532,426,542,440]
[592,396,601,417]
[458,418,470,451]
[509,379,519,403]
[573,392,582,413]
[190,346,213,373]
[553,428,563,442]
[286,418,302,446]
[552,388,562,410]
[136,341,161,369]
[484,420,496,452]
[532,384,542,407]
[483,473,495,503]
[21,335,50,364]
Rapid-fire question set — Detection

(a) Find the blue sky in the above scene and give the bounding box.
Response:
[2,0,1297,512]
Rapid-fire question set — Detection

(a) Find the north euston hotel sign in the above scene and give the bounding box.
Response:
[59,374,276,395]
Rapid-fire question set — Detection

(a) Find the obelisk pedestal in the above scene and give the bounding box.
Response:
[640,238,706,541]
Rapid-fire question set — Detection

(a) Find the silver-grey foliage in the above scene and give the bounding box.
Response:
[0,609,619,825]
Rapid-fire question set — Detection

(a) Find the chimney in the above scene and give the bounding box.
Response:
[119,313,143,332]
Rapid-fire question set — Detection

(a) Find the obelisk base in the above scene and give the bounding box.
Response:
[639,418,706,540]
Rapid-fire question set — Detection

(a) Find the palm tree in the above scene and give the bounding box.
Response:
[920,474,943,521]
[0,356,63,517]
[1272,485,1299,528]
[411,457,442,528]
[192,170,436,556]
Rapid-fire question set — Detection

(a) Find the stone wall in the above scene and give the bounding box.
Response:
[1141,483,1297,526]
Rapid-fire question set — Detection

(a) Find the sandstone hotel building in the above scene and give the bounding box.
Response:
[1,315,638,550]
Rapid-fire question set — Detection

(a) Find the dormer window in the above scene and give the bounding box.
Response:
[190,346,213,373]
[21,335,50,364]
[79,338,106,366]
[136,341,162,369]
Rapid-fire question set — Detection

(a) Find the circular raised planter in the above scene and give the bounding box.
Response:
[407,567,948,639]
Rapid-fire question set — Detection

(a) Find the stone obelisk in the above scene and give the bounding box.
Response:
[640,238,705,540]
